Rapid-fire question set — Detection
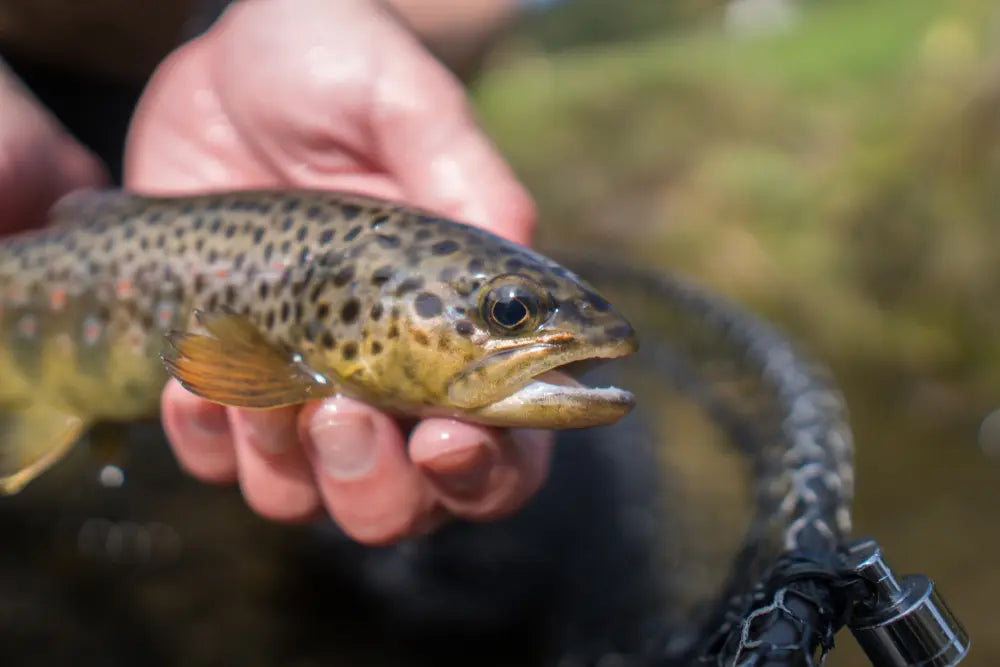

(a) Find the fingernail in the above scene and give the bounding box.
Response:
[191,403,230,436]
[425,442,497,495]
[308,409,377,481]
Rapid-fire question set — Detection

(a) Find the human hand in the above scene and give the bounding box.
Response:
[125,0,552,544]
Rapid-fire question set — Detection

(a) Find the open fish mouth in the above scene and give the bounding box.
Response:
[459,339,637,429]
[510,355,634,405]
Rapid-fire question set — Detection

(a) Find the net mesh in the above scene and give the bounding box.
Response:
[564,257,856,666]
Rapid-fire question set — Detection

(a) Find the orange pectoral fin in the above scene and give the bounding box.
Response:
[161,309,336,409]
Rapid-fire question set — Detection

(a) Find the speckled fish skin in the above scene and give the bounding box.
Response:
[0,188,637,494]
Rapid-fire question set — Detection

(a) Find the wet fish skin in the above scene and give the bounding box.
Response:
[0,188,637,494]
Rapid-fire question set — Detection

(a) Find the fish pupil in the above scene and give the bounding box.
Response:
[491,297,529,329]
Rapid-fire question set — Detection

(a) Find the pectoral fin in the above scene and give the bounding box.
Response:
[161,309,336,409]
[0,404,88,495]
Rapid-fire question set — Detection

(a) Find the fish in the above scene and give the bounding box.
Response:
[0,188,637,495]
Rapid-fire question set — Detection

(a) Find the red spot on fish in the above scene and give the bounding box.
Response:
[156,302,175,328]
[115,280,134,298]
[215,269,229,279]
[82,316,102,346]
[49,288,67,311]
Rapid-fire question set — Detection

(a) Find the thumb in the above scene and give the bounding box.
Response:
[368,24,537,244]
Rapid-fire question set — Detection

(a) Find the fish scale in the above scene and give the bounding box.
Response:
[0,188,637,494]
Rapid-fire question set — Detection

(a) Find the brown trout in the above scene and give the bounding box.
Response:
[0,189,637,494]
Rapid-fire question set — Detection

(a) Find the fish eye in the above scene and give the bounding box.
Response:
[478,275,552,335]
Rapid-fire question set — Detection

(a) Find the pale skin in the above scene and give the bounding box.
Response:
[0,0,553,545]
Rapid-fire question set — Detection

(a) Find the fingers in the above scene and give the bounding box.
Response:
[0,60,106,231]
[164,380,554,543]
[160,380,238,483]
[297,398,441,545]
[409,421,553,521]
[366,11,537,244]
[228,407,323,522]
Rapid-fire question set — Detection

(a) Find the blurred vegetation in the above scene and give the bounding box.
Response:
[475,0,1000,663]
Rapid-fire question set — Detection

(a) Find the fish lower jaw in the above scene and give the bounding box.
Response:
[465,369,635,429]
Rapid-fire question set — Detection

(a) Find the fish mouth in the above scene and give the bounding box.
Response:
[453,336,637,429]
[509,344,634,403]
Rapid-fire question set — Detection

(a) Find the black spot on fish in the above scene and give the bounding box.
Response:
[194,274,206,294]
[396,277,423,295]
[224,223,236,239]
[376,234,400,249]
[307,205,322,220]
[253,227,265,244]
[281,302,290,323]
[333,265,354,287]
[467,258,484,274]
[341,204,361,220]
[225,285,237,305]
[298,246,310,265]
[156,233,166,249]
[192,216,204,230]
[341,299,360,324]
[140,237,149,251]
[263,243,274,262]
[431,240,459,256]
[317,303,330,319]
[388,325,399,339]
[371,266,393,286]
[259,282,269,299]
[210,218,222,233]
[297,225,308,243]
[282,216,294,232]
[308,282,325,303]
[370,303,383,321]
[280,240,291,255]
[369,213,390,230]
[371,341,382,355]
[294,302,303,324]
[234,252,247,270]
[344,225,362,242]
[342,342,358,361]
[415,228,433,242]
[124,226,136,240]
[321,331,336,349]
[282,198,300,213]
[265,310,275,329]
[414,292,443,318]
[208,293,219,310]
[319,229,334,244]
[207,249,218,264]
[455,320,474,336]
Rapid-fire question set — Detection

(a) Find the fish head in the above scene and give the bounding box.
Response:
[328,223,638,429]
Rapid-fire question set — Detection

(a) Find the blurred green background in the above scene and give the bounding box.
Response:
[478,0,1000,663]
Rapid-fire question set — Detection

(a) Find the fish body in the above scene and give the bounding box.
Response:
[0,189,637,494]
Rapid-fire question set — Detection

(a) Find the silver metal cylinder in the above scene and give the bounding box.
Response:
[845,539,969,667]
